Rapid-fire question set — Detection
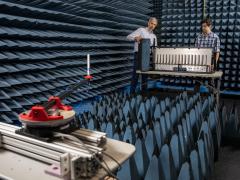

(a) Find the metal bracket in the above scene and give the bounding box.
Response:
[44,153,70,178]
[60,153,70,176]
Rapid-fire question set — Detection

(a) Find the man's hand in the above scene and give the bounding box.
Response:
[134,36,142,43]
[211,65,214,71]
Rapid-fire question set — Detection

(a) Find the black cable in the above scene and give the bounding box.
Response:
[95,156,118,179]
[102,151,122,171]
[100,158,118,179]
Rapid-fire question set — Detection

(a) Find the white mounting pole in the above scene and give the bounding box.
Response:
[87,54,90,76]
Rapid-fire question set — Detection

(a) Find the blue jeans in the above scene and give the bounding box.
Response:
[130,52,148,93]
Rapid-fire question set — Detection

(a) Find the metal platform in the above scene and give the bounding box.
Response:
[136,70,223,78]
[136,70,223,106]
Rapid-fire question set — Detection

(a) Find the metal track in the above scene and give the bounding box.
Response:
[0,122,107,180]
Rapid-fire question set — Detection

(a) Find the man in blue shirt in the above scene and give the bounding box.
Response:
[127,17,158,93]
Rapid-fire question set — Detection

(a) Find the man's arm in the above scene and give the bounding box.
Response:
[127,28,142,42]
[214,36,221,61]
[212,36,220,70]
[215,52,220,62]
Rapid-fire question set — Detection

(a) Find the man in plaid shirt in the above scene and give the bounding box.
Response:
[195,18,220,68]
[194,18,220,92]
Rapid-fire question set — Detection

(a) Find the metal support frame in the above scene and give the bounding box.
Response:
[136,70,223,108]
[195,76,221,108]
[203,0,207,19]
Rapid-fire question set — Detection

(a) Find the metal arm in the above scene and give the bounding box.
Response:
[42,79,89,111]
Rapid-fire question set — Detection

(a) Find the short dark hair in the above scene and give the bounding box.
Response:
[201,18,212,26]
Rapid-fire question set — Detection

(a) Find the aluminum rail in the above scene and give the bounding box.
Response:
[0,122,107,179]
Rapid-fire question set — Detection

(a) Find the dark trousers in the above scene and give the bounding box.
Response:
[130,52,148,93]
